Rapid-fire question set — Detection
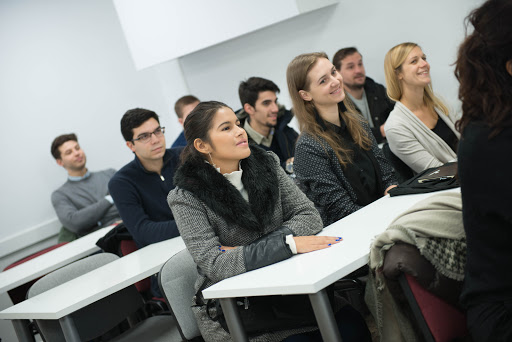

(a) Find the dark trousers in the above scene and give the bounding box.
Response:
[282,304,371,342]
[468,299,512,342]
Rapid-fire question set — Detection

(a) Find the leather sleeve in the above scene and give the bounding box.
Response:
[243,226,294,271]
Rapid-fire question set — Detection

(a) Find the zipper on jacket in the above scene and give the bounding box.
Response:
[160,175,165,181]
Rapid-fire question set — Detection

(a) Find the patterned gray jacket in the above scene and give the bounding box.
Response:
[294,117,397,227]
[167,147,324,342]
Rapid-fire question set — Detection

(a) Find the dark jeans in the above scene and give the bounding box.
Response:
[282,304,371,342]
[467,299,512,342]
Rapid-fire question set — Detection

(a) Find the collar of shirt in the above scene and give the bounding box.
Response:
[68,170,91,182]
[243,120,274,147]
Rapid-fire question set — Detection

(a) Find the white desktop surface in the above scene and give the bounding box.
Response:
[0,237,185,320]
[0,226,113,295]
[203,189,460,299]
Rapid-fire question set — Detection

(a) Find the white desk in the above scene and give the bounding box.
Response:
[0,237,186,342]
[0,226,112,295]
[203,189,460,341]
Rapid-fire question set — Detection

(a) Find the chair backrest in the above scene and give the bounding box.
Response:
[158,249,201,341]
[382,142,414,183]
[400,274,468,342]
[3,242,68,305]
[28,253,144,342]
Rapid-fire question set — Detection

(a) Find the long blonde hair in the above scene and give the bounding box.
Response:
[287,52,372,168]
[384,42,449,115]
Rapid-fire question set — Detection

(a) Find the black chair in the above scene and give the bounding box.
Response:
[382,142,414,184]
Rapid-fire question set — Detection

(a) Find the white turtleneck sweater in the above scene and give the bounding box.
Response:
[216,162,297,254]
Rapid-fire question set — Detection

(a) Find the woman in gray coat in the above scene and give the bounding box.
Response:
[167,101,370,342]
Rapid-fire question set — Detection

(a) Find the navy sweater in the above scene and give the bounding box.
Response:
[109,148,182,248]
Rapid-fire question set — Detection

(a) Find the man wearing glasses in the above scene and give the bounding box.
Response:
[109,108,183,250]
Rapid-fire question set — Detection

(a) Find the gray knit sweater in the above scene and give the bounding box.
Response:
[384,101,460,173]
[168,150,324,342]
[51,169,119,236]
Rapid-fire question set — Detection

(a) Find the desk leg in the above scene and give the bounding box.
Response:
[59,315,81,342]
[219,298,249,342]
[309,289,343,342]
[12,319,35,342]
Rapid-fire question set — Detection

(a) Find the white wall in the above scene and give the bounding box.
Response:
[180,0,482,112]
[0,0,185,258]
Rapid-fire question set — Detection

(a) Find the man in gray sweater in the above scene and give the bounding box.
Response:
[51,133,120,237]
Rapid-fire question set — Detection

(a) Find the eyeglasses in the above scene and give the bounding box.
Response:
[132,127,165,143]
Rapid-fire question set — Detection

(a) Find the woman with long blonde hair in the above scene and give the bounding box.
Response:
[383,42,460,173]
[287,52,397,226]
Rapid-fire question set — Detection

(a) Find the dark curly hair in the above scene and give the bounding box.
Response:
[238,77,280,108]
[454,0,512,137]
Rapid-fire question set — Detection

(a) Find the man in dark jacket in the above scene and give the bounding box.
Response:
[109,108,182,296]
[333,47,395,143]
[237,77,298,173]
[109,108,182,249]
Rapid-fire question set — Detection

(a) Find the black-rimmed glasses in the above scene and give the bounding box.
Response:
[132,127,165,143]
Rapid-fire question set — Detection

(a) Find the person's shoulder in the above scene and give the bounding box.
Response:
[364,76,385,90]
[296,131,314,143]
[171,131,186,148]
[264,150,280,166]
[165,147,184,161]
[386,102,409,123]
[296,132,329,155]
[51,181,69,199]
[167,186,202,207]
[109,159,137,185]
[465,120,512,141]
[94,168,116,177]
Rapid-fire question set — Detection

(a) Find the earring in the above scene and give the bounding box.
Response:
[208,152,217,169]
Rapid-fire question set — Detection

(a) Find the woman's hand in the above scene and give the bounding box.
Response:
[219,245,236,252]
[293,236,342,254]
[384,185,398,195]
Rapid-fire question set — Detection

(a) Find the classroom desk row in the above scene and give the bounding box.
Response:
[0,188,459,342]
[0,226,113,295]
[1,236,186,342]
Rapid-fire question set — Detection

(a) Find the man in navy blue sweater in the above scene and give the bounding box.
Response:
[109,108,182,249]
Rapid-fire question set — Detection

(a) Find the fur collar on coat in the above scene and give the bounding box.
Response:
[173,146,279,232]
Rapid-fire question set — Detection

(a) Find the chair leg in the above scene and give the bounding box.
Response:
[12,319,36,342]
[398,274,435,342]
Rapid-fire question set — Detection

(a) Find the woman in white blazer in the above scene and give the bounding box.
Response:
[383,42,460,174]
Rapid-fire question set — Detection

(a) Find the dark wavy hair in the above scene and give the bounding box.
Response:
[454,0,512,137]
[180,101,233,164]
[120,108,160,142]
[238,77,280,108]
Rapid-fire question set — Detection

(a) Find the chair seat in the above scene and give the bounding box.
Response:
[404,274,467,342]
[111,315,182,342]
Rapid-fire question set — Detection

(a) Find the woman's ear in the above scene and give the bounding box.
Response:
[299,90,312,102]
[506,59,512,76]
[193,138,210,154]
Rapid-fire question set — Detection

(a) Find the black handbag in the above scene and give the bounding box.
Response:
[205,285,334,336]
